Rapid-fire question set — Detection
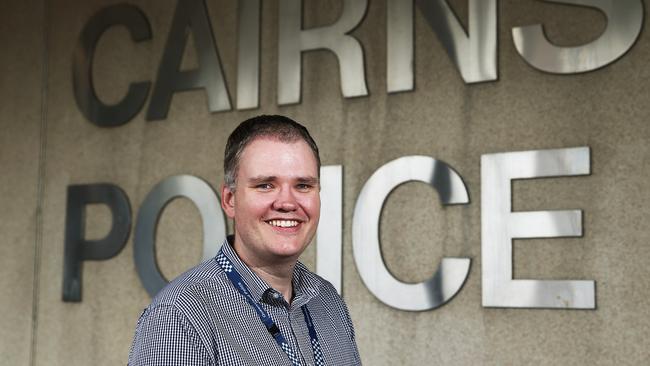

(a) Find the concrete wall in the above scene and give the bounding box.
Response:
[2,0,649,365]
[0,0,43,364]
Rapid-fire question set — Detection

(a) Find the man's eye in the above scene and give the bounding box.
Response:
[296,184,312,191]
[256,183,273,190]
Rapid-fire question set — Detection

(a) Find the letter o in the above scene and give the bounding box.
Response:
[134,175,226,297]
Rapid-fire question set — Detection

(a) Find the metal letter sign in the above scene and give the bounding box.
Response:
[353,156,471,311]
[133,175,226,297]
[237,0,261,110]
[278,0,369,104]
[415,0,497,83]
[73,1,644,125]
[64,153,598,309]
[73,4,151,127]
[146,0,231,120]
[63,184,131,301]
[512,0,643,74]
[481,147,595,308]
[387,0,414,92]
[316,166,343,293]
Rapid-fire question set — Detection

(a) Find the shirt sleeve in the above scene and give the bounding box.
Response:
[340,299,362,365]
[128,304,214,365]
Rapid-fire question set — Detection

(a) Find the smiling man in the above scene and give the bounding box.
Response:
[128,115,361,365]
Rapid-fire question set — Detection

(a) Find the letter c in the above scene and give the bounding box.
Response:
[73,4,151,126]
[352,156,471,311]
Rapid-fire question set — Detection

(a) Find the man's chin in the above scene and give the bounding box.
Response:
[267,239,310,258]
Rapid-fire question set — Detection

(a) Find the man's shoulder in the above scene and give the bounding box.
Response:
[129,259,224,365]
[148,257,225,310]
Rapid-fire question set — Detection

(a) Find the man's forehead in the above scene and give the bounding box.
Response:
[240,137,316,160]
[238,138,318,173]
[243,135,302,150]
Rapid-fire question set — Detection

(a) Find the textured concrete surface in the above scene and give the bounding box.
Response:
[0,1,43,365]
[2,0,650,365]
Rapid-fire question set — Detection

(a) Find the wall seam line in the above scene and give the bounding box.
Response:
[29,0,50,365]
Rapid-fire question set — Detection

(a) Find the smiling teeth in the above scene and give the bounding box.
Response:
[268,220,298,227]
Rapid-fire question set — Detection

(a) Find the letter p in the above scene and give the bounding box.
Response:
[62,184,131,302]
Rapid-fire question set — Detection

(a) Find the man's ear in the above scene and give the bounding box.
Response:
[221,184,236,219]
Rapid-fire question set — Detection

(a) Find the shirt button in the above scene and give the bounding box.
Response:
[272,292,281,299]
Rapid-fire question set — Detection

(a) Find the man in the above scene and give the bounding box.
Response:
[128,115,361,365]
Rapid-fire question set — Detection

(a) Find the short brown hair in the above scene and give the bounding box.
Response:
[223,115,320,190]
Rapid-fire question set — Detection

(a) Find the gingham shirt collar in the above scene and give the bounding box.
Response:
[220,236,320,307]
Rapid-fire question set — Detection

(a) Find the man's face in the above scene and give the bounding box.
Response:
[221,137,320,266]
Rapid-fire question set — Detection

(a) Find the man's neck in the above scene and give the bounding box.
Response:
[251,263,295,302]
[231,241,297,302]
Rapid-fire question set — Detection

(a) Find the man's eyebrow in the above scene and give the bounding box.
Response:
[248,176,276,184]
[247,176,320,185]
[297,177,319,185]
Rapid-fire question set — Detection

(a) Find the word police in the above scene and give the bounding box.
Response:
[64,147,595,311]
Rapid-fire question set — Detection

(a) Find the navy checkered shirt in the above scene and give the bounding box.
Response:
[128,238,361,365]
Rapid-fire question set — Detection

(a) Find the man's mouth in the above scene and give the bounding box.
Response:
[266,219,299,228]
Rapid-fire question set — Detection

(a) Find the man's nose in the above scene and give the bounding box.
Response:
[273,187,297,212]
